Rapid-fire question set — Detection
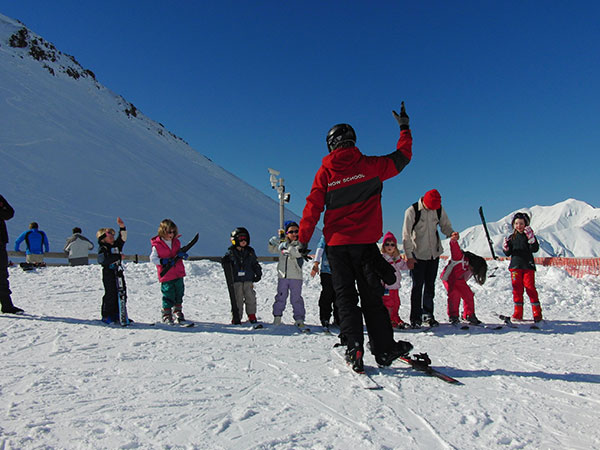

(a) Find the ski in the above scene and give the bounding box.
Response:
[153,320,195,328]
[114,261,129,326]
[331,347,382,390]
[220,255,241,324]
[295,324,311,333]
[174,317,195,327]
[159,233,199,277]
[498,314,519,329]
[479,206,498,261]
[498,314,543,330]
[466,321,501,330]
[396,353,462,385]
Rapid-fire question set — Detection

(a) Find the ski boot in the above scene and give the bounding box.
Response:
[162,308,174,324]
[375,340,413,367]
[465,314,482,325]
[345,342,365,374]
[173,306,186,324]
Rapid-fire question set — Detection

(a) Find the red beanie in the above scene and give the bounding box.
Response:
[383,231,397,245]
[423,189,441,210]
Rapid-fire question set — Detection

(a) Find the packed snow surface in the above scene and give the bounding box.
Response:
[1,260,600,449]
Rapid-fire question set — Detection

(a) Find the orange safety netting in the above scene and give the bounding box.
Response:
[533,257,600,278]
[440,256,600,278]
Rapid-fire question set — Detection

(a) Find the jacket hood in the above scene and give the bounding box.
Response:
[322,146,362,171]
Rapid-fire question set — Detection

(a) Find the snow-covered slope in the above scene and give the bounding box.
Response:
[1,261,599,449]
[0,13,308,255]
[445,199,600,258]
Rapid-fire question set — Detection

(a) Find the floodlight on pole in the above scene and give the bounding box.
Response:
[267,168,290,237]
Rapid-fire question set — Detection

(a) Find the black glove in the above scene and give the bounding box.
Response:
[298,242,312,262]
[253,274,261,283]
[392,101,410,131]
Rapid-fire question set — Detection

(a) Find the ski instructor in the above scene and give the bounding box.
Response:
[297,102,414,373]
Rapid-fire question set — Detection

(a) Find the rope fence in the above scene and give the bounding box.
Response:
[9,252,600,278]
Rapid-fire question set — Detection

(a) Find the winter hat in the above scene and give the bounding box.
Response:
[383,231,397,245]
[284,220,299,232]
[423,189,441,210]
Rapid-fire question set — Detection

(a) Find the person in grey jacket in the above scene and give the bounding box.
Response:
[64,227,94,266]
[267,221,307,329]
[402,189,458,328]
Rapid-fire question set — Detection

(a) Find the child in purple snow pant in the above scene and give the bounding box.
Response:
[273,278,305,320]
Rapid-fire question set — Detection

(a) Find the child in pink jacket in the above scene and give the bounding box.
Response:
[150,219,189,324]
[440,235,487,325]
[381,231,409,328]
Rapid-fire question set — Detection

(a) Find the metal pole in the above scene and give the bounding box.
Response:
[278,178,285,233]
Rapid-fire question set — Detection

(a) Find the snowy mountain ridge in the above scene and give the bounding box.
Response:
[444,198,600,258]
[0,12,306,255]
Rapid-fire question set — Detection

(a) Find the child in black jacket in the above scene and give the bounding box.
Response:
[222,227,262,324]
[502,212,542,322]
[97,217,127,324]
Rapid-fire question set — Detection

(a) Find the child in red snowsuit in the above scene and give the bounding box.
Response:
[502,212,542,322]
[440,235,487,325]
[381,231,409,328]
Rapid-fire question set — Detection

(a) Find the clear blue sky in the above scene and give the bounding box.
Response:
[3,1,599,236]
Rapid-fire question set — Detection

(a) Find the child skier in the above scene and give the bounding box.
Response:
[222,227,262,324]
[268,220,307,330]
[310,235,339,330]
[440,234,487,325]
[149,219,190,324]
[380,231,409,328]
[97,217,127,324]
[502,212,542,322]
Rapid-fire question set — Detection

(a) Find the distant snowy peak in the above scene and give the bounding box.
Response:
[445,199,600,258]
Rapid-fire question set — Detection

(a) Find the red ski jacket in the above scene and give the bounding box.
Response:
[299,130,412,246]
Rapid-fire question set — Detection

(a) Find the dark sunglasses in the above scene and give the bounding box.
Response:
[238,237,248,241]
[384,242,396,247]
[287,229,299,234]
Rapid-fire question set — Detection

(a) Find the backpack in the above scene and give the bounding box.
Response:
[411,202,442,232]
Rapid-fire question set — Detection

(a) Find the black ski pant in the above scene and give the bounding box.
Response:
[409,257,440,325]
[326,243,395,356]
[0,245,16,311]
[318,272,339,325]
[101,268,120,319]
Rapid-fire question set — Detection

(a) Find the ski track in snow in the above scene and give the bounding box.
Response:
[1,260,600,449]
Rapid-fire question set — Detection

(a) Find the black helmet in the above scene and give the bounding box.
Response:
[231,227,250,246]
[326,123,356,152]
[511,212,530,227]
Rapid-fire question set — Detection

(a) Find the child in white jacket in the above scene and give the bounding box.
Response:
[267,221,307,330]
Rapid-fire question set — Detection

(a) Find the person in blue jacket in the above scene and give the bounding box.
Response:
[14,222,49,265]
